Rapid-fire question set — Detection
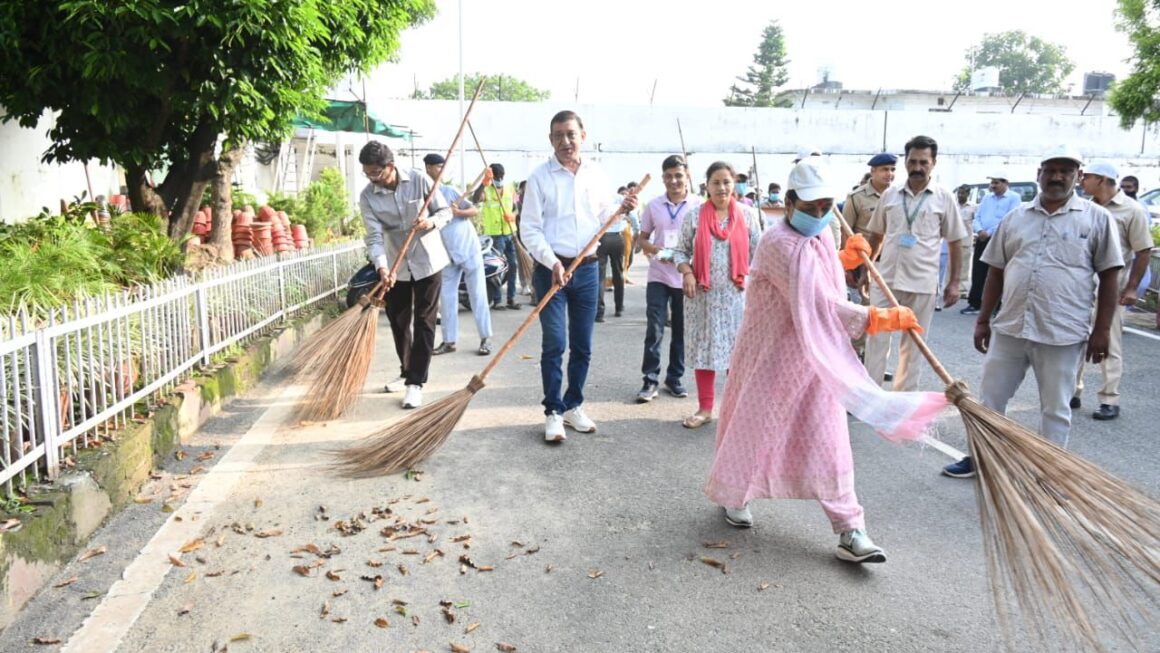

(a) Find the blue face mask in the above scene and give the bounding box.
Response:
[769,193,781,203]
[735,182,749,196]
[789,208,834,238]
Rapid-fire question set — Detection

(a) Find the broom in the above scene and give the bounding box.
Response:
[287,79,488,421]
[832,204,1159,651]
[464,120,535,294]
[332,174,652,476]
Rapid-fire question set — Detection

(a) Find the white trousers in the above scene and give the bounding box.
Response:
[1074,305,1124,406]
[981,332,1086,448]
[863,287,937,392]
[440,257,492,344]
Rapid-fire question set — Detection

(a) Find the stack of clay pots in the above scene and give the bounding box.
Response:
[231,209,254,258]
[290,224,309,250]
[270,209,293,254]
[191,207,212,238]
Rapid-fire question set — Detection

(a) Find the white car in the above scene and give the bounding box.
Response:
[1135,188,1160,227]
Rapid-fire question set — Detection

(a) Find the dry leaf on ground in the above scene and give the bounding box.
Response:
[496,644,517,652]
[320,602,330,619]
[292,565,315,577]
[588,569,603,579]
[465,622,481,634]
[32,637,62,645]
[292,543,323,556]
[178,603,192,616]
[703,540,730,549]
[331,616,348,624]
[699,556,730,574]
[450,642,471,653]
[179,538,205,553]
[325,570,342,581]
[758,582,770,591]
[168,554,186,567]
[77,545,107,562]
[53,576,78,588]
[183,572,197,584]
[374,617,390,629]
[229,633,252,642]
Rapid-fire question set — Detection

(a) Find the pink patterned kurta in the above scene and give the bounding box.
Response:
[705,221,947,508]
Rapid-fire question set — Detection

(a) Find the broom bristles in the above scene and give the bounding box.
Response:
[291,303,380,421]
[331,376,485,478]
[951,386,1160,652]
[283,299,373,376]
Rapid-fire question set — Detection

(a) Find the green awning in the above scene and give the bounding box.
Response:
[292,100,413,139]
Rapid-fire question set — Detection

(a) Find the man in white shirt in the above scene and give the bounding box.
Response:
[521,110,638,442]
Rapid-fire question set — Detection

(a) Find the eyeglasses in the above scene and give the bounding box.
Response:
[549,131,581,143]
[363,163,393,179]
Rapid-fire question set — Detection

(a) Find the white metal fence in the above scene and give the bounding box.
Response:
[0,242,366,493]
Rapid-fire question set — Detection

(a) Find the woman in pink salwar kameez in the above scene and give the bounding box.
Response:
[704,157,947,564]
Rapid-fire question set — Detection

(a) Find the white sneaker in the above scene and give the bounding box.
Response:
[545,413,566,442]
[837,529,886,563]
[724,505,753,528]
[402,385,422,409]
[383,375,407,393]
[562,406,596,433]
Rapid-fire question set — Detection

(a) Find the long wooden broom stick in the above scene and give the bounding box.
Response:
[332,174,652,477]
[832,204,1159,650]
[464,120,535,293]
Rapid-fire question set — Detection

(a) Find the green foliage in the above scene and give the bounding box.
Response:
[724,21,793,108]
[1109,0,1160,127]
[265,192,306,219]
[300,168,355,240]
[103,212,185,284]
[954,30,1075,94]
[231,189,258,212]
[415,73,550,102]
[1151,224,1160,248]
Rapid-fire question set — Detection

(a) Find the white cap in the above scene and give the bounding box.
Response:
[1084,161,1118,181]
[1041,144,1083,167]
[787,157,838,202]
[793,146,821,163]
[986,171,1010,181]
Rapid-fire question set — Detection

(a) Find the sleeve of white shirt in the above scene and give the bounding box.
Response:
[361,191,389,270]
[421,174,452,228]
[520,172,557,269]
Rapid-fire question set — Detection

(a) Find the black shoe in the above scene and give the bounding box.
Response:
[663,381,689,398]
[595,314,605,323]
[883,372,894,383]
[636,382,659,403]
[942,456,976,478]
[959,306,980,315]
[490,302,505,311]
[1092,404,1119,420]
[1069,396,1081,409]
[507,300,522,310]
[432,342,457,355]
[614,309,623,317]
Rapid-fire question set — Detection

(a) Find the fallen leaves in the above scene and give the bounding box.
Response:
[700,556,730,574]
[77,545,107,562]
[450,644,471,653]
[758,581,771,591]
[32,637,62,645]
[178,603,192,616]
[183,572,197,584]
[465,622,481,634]
[374,617,390,629]
[53,576,78,588]
[179,538,204,553]
[703,540,730,549]
[229,632,252,642]
[254,528,283,539]
[496,644,518,652]
[325,569,343,581]
[587,569,604,579]
[168,554,186,568]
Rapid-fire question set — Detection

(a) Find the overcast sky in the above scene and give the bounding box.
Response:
[354,0,1135,108]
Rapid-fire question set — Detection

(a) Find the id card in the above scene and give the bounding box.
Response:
[899,233,918,249]
[663,230,679,249]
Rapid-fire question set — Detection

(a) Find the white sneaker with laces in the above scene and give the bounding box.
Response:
[402,384,422,409]
[837,528,886,563]
[562,406,596,433]
[545,413,566,442]
[384,375,407,393]
[724,505,753,528]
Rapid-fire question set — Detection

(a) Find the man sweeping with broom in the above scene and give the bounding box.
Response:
[359,140,453,410]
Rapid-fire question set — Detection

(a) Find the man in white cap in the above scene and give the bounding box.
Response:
[944,146,1124,478]
[1071,161,1153,420]
[960,172,1022,315]
[864,135,968,392]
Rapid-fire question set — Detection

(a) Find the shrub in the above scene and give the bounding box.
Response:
[301,168,355,241]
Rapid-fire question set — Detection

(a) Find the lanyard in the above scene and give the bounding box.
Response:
[665,200,686,223]
[901,191,929,232]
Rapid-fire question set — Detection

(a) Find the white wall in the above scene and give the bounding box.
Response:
[1,110,121,224]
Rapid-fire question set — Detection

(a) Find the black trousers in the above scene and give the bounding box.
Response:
[596,232,625,315]
[967,239,989,309]
[384,272,441,387]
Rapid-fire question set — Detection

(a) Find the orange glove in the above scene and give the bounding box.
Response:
[838,234,871,271]
[865,306,924,336]
[482,167,494,187]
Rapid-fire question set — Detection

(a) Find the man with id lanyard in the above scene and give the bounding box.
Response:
[634,154,697,402]
[863,135,968,391]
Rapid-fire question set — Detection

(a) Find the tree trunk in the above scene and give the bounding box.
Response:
[125,164,168,217]
[208,142,245,262]
[165,122,221,240]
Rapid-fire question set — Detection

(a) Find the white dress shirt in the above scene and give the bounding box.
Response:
[520,155,617,269]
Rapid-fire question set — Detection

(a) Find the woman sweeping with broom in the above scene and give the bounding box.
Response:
[705,156,947,563]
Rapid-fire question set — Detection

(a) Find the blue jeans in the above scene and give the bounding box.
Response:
[533,261,598,415]
[489,234,519,303]
[641,282,684,386]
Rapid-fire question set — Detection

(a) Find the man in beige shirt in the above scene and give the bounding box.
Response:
[1071,162,1153,421]
[955,184,976,286]
[864,136,968,392]
[842,152,896,306]
[943,146,1123,478]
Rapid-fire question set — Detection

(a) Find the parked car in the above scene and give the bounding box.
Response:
[1135,187,1160,226]
[963,181,1038,205]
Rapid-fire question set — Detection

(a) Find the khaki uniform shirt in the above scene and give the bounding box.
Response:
[867,182,968,294]
[982,194,1124,346]
[843,183,886,237]
[958,202,977,239]
[1103,190,1153,288]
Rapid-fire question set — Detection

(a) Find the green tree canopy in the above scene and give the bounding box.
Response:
[954,30,1075,94]
[1108,0,1160,128]
[724,20,792,108]
[415,73,550,102]
[0,0,434,238]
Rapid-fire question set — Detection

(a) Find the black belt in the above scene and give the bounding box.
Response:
[552,253,597,268]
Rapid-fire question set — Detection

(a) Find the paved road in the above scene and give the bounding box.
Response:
[3,267,1157,653]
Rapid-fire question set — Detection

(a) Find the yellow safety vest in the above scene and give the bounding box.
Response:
[479,184,515,236]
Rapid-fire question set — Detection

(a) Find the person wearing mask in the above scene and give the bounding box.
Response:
[473,163,522,311]
[358,141,452,410]
[521,110,637,442]
[1070,162,1153,420]
[944,147,1123,478]
[705,156,944,563]
[1119,175,1139,199]
[734,173,755,207]
[763,183,784,209]
[864,135,968,391]
[635,155,696,402]
[961,173,1022,315]
[423,153,492,357]
[672,161,763,429]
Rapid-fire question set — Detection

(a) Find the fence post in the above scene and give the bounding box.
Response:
[195,285,212,367]
[33,330,61,479]
[332,251,340,299]
[277,256,288,319]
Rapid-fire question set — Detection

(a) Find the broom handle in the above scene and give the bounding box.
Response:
[478,173,653,381]
[832,205,956,386]
[374,78,487,300]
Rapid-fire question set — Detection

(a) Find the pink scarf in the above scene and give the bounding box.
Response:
[789,227,946,441]
[693,198,750,290]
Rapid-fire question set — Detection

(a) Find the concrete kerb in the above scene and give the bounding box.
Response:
[0,303,338,627]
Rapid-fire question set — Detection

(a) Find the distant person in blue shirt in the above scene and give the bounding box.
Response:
[960,173,1022,315]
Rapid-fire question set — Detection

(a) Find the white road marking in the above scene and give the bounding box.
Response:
[1124,326,1160,342]
[920,434,967,461]
[61,383,298,653]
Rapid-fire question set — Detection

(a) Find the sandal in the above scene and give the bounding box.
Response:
[433,342,457,355]
[682,413,713,429]
[477,339,491,356]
